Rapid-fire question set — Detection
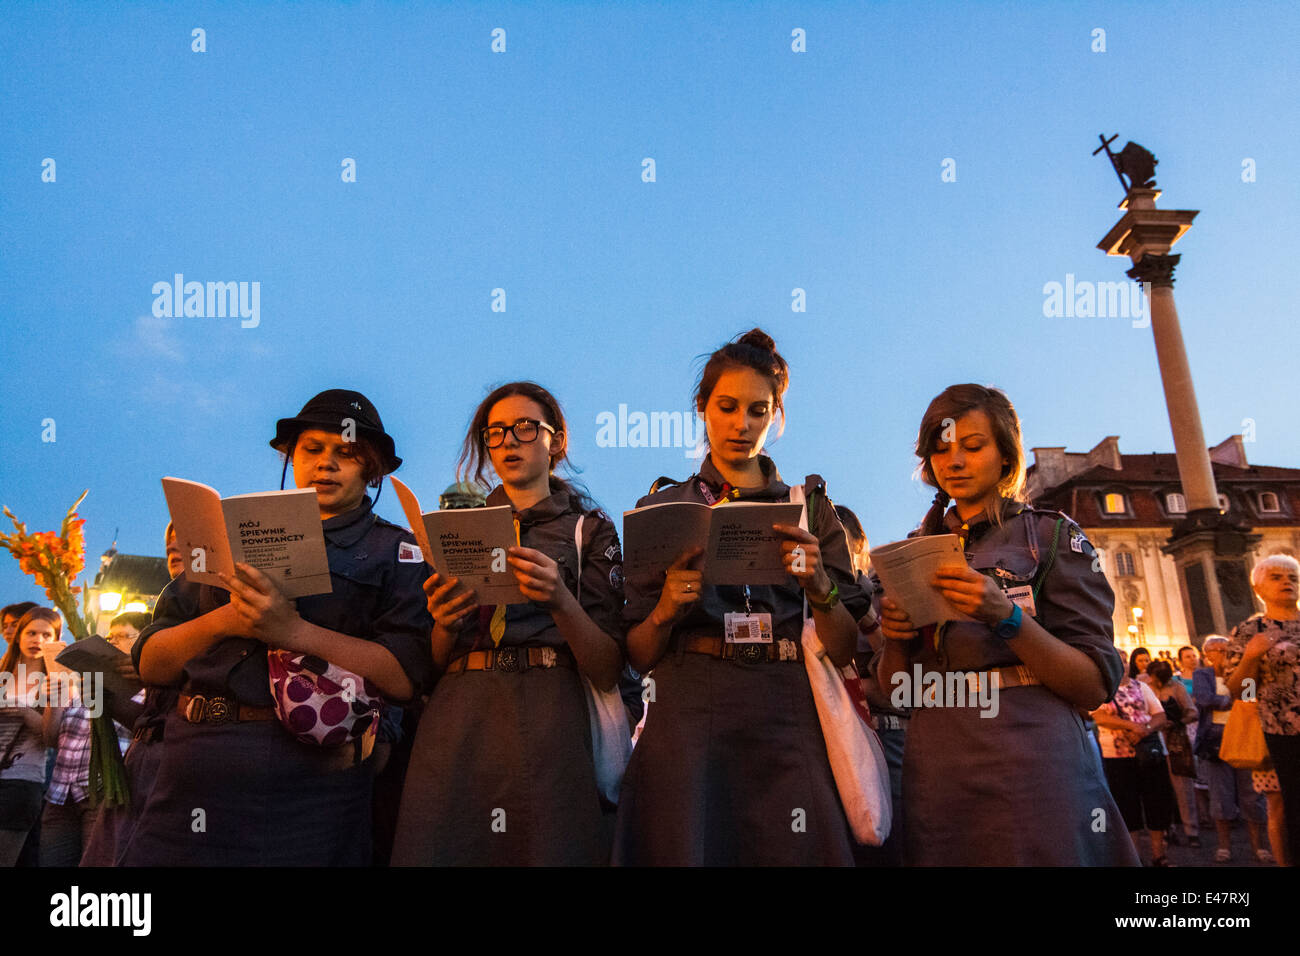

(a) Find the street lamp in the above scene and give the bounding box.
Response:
[99,592,123,612]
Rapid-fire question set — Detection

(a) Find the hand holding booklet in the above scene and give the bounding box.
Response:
[867,534,975,628]
[161,477,333,599]
[623,500,804,587]
[389,477,526,606]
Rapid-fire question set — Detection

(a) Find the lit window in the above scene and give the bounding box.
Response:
[1259,492,1280,513]
[1218,493,1230,512]
[1116,551,1136,576]
[1165,493,1186,514]
[1103,493,1127,514]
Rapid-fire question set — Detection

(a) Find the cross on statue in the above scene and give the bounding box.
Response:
[1094,133,1158,195]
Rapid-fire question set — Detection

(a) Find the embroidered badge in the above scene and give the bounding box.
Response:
[398,541,423,563]
[609,565,625,590]
[1070,531,1087,554]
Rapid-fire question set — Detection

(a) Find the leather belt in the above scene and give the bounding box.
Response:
[178,692,276,725]
[965,664,1041,693]
[682,635,802,664]
[872,714,907,731]
[445,646,575,675]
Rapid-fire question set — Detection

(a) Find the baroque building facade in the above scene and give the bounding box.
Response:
[1027,435,1300,656]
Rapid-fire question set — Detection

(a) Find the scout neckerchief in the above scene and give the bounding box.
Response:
[479,516,522,647]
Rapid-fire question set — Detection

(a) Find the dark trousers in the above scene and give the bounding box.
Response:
[39,799,100,867]
[1265,732,1300,865]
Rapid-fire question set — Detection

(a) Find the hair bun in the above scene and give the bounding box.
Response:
[736,328,776,353]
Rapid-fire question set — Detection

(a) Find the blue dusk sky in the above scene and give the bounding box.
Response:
[1,1,1297,618]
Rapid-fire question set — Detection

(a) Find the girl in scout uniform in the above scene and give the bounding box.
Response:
[612,329,869,866]
[391,381,625,866]
[876,384,1139,865]
[120,389,433,866]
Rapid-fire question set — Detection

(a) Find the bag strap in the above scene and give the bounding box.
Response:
[1031,517,1064,601]
[789,474,827,622]
[574,513,586,605]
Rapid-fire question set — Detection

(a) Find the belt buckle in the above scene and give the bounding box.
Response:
[737,643,764,665]
[206,697,232,723]
[496,646,522,673]
[540,647,556,668]
[185,694,207,723]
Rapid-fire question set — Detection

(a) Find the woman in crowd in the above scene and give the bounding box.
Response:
[0,607,60,866]
[877,383,1137,865]
[80,528,183,867]
[613,329,869,866]
[1130,646,1154,684]
[1147,658,1200,848]
[392,382,625,866]
[1227,553,1300,866]
[1195,636,1270,863]
[1091,664,1175,864]
[120,389,433,865]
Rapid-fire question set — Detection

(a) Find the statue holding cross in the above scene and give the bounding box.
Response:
[1093,134,1158,194]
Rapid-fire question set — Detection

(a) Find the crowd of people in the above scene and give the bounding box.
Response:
[0,328,1296,866]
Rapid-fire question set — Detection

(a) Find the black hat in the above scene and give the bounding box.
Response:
[270,389,402,473]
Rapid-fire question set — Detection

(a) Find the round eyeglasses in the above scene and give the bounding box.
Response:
[481,418,556,449]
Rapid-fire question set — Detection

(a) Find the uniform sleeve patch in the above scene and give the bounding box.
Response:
[398,541,423,563]
[1070,530,1087,553]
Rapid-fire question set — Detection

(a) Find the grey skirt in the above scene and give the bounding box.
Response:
[903,683,1141,866]
[117,711,372,866]
[391,662,605,866]
[612,652,855,866]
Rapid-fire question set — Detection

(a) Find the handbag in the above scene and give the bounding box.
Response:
[1133,732,1165,769]
[790,480,892,847]
[1219,699,1269,770]
[574,514,634,805]
[266,649,382,756]
[1163,720,1196,776]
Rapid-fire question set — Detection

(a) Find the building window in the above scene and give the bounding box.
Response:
[1259,492,1281,513]
[1165,492,1186,514]
[1218,493,1230,512]
[1115,551,1136,577]
[1102,493,1127,515]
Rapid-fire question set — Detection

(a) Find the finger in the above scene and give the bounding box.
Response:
[431,579,463,602]
[772,523,814,542]
[668,546,706,571]
[233,562,274,593]
[507,546,552,566]
[506,555,545,575]
[422,572,444,595]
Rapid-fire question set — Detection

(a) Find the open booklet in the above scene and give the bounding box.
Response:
[389,477,526,606]
[161,477,333,599]
[623,500,804,587]
[868,534,975,628]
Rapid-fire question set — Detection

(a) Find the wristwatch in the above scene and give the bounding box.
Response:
[993,602,1023,640]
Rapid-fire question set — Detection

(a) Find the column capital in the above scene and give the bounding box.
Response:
[1127,253,1181,288]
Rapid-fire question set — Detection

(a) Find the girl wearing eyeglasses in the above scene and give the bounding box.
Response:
[612,330,870,866]
[392,382,625,866]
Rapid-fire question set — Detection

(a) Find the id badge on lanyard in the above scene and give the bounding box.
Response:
[702,479,774,643]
